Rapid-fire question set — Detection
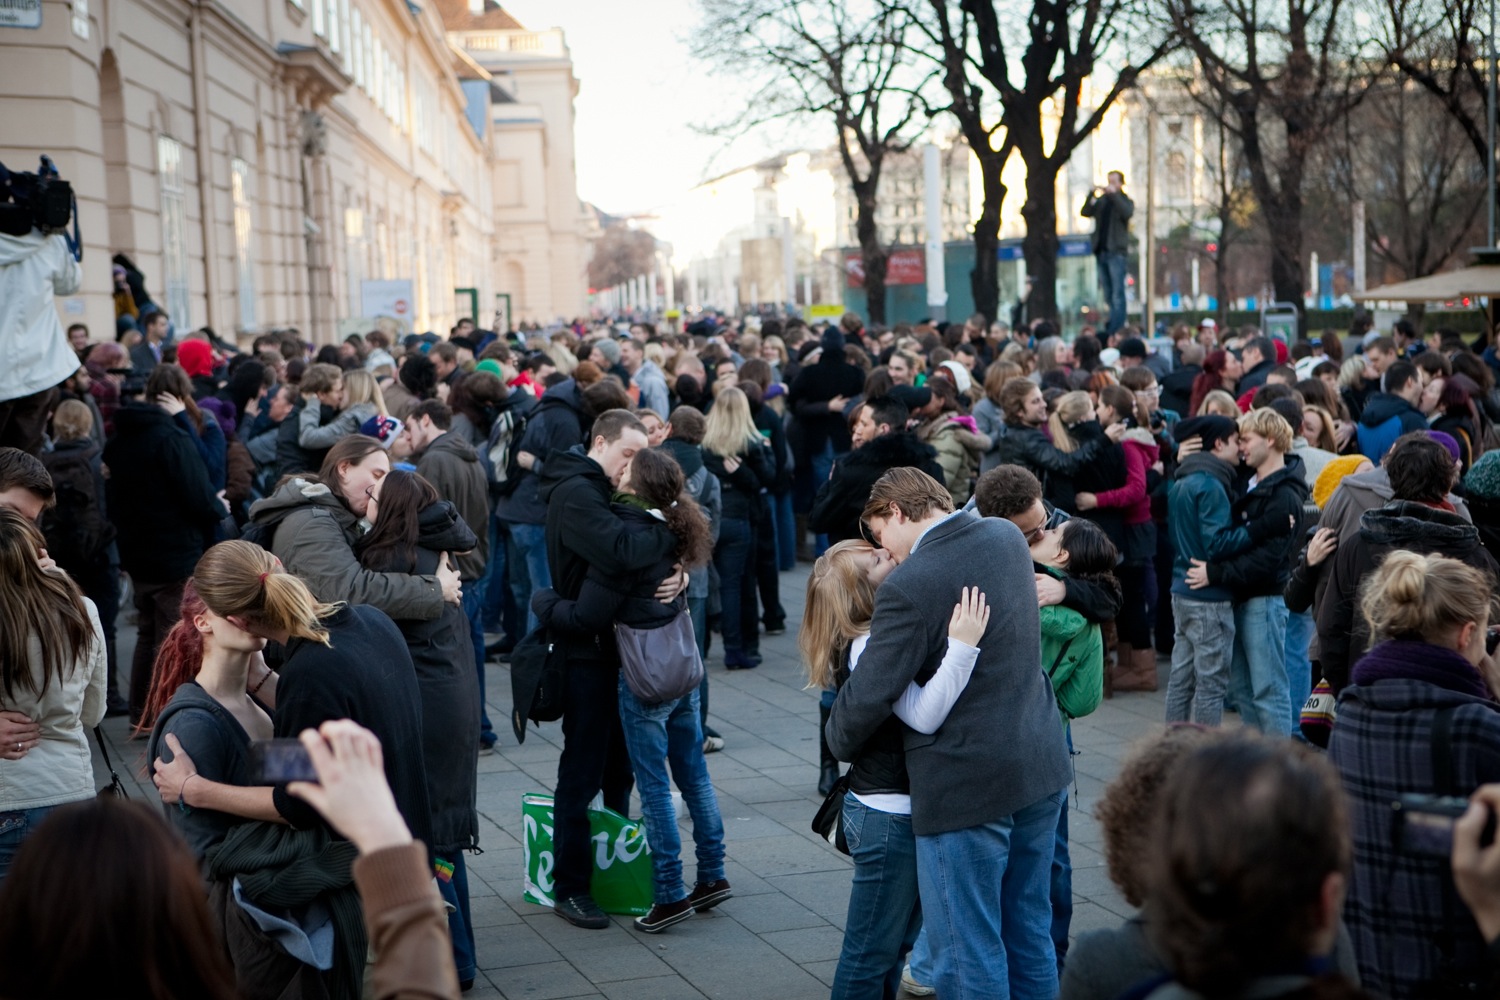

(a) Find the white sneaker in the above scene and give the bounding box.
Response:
[702,735,725,753]
[901,964,934,996]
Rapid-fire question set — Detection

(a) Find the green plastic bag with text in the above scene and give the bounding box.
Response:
[521,792,653,916]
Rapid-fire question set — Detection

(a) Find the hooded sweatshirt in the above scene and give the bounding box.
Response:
[1356,391,1428,461]
[788,328,865,457]
[414,431,489,581]
[0,230,81,403]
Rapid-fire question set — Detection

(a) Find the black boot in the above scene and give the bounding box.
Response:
[818,705,841,796]
[104,638,129,717]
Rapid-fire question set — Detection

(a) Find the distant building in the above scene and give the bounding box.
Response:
[442,0,590,324]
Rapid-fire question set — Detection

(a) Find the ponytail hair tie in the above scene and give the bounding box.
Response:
[258,572,270,584]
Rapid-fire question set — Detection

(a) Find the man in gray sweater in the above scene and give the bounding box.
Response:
[827,467,1071,999]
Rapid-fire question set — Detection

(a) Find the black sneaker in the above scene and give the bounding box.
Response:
[633,898,695,933]
[687,878,733,911]
[554,893,609,929]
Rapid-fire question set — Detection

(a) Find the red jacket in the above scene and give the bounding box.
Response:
[1093,429,1159,526]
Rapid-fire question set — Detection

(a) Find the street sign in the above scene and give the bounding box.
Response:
[0,0,42,28]
[360,279,413,332]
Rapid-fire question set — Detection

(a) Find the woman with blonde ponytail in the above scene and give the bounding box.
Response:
[1328,551,1500,996]
[149,541,434,858]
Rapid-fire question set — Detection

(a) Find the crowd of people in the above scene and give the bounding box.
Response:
[8,213,1500,997]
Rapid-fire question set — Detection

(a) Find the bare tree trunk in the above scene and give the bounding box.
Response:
[853,177,890,324]
[1020,152,1062,324]
[970,150,1007,324]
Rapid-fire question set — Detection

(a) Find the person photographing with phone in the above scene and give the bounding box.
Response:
[1080,170,1133,338]
[1328,550,1500,996]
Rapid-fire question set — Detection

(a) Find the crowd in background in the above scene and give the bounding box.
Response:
[10,229,1500,998]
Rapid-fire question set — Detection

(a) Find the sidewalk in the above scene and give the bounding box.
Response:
[105,560,1162,1000]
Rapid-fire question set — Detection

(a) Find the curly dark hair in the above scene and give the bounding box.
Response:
[627,448,712,569]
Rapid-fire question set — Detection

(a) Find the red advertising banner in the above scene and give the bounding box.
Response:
[845,249,926,288]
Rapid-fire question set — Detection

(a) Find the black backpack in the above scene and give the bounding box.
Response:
[485,394,535,498]
[39,444,115,574]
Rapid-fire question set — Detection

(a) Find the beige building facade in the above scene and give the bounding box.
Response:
[0,0,583,345]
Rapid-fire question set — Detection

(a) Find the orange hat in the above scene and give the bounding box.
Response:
[1313,454,1371,509]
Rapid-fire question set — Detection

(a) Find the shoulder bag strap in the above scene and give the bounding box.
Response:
[92,725,130,799]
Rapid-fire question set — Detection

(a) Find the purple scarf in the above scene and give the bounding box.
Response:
[1350,639,1492,701]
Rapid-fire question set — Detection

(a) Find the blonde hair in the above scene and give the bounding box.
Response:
[193,541,339,645]
[52,399,94,442]
[702,386,764,458]
[1338,355,1368,391]
[1236,407,1294,453]
[799,541,879,690]
[983,361,1023,406]
[762,336,788,366]
[1361,550,1494,647]
[341,369,387,416]
[1302,405,1338,452]
[1197,389,1239,418]
[1047,391,1095,453]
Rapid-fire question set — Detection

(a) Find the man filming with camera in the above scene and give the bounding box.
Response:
[0,158,82,456]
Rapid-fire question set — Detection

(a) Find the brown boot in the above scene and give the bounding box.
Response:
[1114,646,1160,693]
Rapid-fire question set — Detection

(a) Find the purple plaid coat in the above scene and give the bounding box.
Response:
[1329,643,1500,997]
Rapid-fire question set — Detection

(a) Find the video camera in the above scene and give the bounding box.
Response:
[0,156,81,260]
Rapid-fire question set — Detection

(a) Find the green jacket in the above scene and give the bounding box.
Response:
[1039,569,1104,722]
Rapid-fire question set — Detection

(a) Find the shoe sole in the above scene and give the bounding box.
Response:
[634,907,696,933]
[689,888,732,911]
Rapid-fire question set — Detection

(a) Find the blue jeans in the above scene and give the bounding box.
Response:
[1098,251,1128,336]
[436,851,476,983]
[507,521,551,636]
[615,680,725,904]
[832,797,922,1000]
[1228,595,1294,736]
[773,490,796,571]
[1166,594,1235,726]
[460,582,493,741]
[1284,609,1314,732]
[713,518,758,655]
[481,510,518,638]
[1050,726,1074,971]
[0,804,60,880]
[915,789,1065,1000]
[909,926,933,984]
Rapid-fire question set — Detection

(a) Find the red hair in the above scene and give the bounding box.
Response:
[134,582,207,733]
[1189,350,1230,417]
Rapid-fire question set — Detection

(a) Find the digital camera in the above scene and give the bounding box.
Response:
[0,156,77,252]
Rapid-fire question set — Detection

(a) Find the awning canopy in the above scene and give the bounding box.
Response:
[1353,266,1500,302]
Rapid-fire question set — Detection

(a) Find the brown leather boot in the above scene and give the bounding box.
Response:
[1114,645,1160,693]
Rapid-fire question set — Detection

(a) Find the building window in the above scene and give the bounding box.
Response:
[157,135,190,327]
[351,9,364,88]
[230,157,256,331]
[363,22,374,94]
[1166,151,1188,203]
[312,0,325,38]
[345,206,365,316]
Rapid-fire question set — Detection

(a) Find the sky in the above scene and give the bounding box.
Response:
[499,0,825,218]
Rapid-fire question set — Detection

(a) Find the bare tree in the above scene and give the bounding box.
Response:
[696,0,932,323]
[905,0,1174,324]
[587,225,660,292]
[1166,0,1376,319]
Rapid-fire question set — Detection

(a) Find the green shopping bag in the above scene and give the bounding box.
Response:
[521,792,654,915]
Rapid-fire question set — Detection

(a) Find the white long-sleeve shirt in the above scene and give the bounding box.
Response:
[846,632,979,815]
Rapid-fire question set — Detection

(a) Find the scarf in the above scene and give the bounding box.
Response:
[1350,639,1492,701]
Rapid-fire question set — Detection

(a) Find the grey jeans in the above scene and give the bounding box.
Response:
[1166,594,1235,725]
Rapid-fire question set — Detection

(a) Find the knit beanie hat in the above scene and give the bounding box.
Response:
[593,338,622,365]
[1465,450,1500,499]
[1426,430,1462,464]
[938,360,973,394]
[1313,454,1371,509]
[1175,415,1238,453]
[360,414,404,449]
[176,339,214,378]
[476,359,504,378]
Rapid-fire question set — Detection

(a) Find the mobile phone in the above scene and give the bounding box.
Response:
[1391,794,1494,858]
[248,739,318,784]
[1488,627,1500,656]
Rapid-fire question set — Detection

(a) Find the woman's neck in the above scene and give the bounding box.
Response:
[196,646,253,702]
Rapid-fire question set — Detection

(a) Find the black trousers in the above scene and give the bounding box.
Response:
[552,661,634,900]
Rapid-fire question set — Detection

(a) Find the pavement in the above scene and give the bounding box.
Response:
[103,559,1167,1000]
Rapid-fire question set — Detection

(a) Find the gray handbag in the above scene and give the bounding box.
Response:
[615,607,704,705]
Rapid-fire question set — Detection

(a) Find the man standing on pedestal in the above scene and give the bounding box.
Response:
[1082,170,1134,338]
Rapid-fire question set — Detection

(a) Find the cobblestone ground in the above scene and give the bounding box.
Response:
[107,560,1166,999]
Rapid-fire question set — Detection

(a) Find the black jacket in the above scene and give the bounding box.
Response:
[1081,189,1134,255]
[1206,461,1310,600]
[270,604,434,852]
[995,422,1113,511]
[533,502,683,637]
[788,328,864,459]
[103,403,225,583]
[1160,364,1200,417]
[837,644,909,798]
[1237,358,1276,396]
[809,432,945,544]
[537,447,677,666]
[498,378,590,526]
[706,440,775,523]
[359,501,479,854]
[751,398,792,493]
[274,397,336,481]
[1318,501,1500,692]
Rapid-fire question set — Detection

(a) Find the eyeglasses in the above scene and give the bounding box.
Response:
[364,485,378,502]
[1022,522,1047,544]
